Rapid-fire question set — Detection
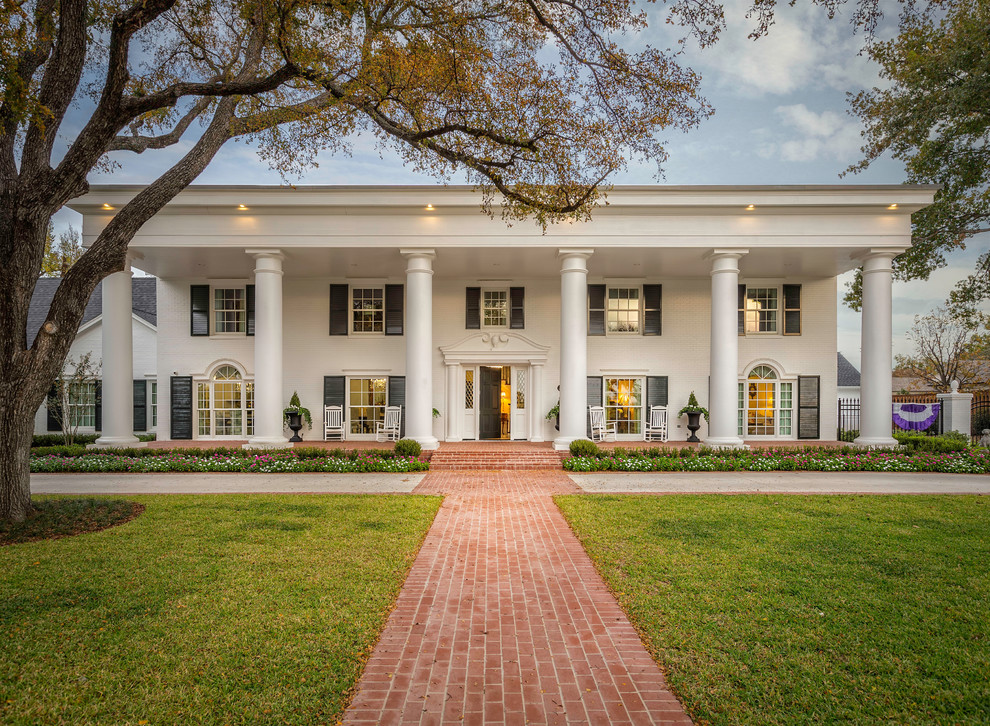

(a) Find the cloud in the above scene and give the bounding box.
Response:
[758,103,864,163]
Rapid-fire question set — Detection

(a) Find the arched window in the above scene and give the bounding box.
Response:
[197,365,254,438]
[738,365,793,437]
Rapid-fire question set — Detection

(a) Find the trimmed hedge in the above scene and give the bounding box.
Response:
[30,447,428,473]
[31,433,156,447]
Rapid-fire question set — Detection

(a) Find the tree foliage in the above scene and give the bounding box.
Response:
[40,224,83,277]
[895,306,988,391]
[843,0,990,308]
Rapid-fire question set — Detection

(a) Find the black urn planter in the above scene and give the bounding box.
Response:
[554,413,560,431]
[286,412,304,442]
[685,412,702,443]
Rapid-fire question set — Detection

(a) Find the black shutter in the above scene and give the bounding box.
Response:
[388,376,406,438]
[46,384,61,432]
[190,284,210,336]
[170,376,193,440]
[738,284,746,335]
[329,284,348,335]
[245,284,256,336]
[385,284,404,335]
[323,375,345,408]
[643,284,662,336]
[133,380,147,432]
[587,376,603,438]
[588,284,606,336]
[465,287,481,329]
[646,376,669,408]
[509,287,525,329]
[94,381,102,432]
[797,375,820,439]
[783,284,801,335]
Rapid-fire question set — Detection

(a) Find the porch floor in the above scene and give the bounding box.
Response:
[147,439,844,451]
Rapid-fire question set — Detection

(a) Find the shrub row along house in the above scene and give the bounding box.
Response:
[57,184,933,450]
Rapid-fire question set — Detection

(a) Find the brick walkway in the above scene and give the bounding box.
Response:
[343,471,691,725]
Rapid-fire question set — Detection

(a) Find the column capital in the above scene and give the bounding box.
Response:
[556,248,594,260]
[245,248,284,260]
[855,247,906,262]
[706,248,749,260]
[400,248,436,259]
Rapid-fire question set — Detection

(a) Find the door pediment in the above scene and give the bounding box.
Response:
[440,333,550,365]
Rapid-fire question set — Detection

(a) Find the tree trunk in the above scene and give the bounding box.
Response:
[0,391,36,522]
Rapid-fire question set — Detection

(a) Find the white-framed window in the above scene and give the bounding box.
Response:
[483,289,508,327]
[738,365,794,437]
[213,288,246,333]
[351,287,384,333]
[150,381,158,428]
[349,377,388,435]
[742,287,778,334]
[67,381,97,428]
[196,365,254,438]
[607,287,641,333]
[464,369,474,409]
[604,377,643,435]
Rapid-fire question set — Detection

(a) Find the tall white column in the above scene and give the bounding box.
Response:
[554,249,593,450]
[245,249,289,449]
[402,249,439,450]
[530,362,545,442]
[93,256,145,448]
[705,249,748,448]
[445,362,460,442]
[855,249,904,447]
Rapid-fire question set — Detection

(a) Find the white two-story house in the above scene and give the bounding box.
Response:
[70,184,934,450]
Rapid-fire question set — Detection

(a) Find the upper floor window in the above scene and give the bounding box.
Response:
[738,284,801,335]
[608,287,641,333]
[213,288,246,333]
[483,290,508,327]
[352,287,384,333]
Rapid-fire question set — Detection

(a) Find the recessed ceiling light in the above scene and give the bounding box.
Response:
[745,204,756,210]
[425,203,434,211]
[102,203,113,210]
[237,204,249,210]
[888,203,898,209]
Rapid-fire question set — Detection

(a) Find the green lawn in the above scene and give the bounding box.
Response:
[556,494,990,725]
[0,494,441,725]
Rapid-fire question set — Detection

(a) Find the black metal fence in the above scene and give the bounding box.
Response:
[972,396,990,437]
[837,398,860,441]
[837,396,947,441]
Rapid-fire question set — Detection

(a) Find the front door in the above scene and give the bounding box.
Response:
[479,366,502,439]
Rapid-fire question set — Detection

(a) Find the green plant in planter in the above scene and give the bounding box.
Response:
[432,408,442,419]
[677,391,709,421]
[282,391,313,428]
[546,401,560,420]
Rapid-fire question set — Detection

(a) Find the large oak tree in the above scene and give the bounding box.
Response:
[1,0,717,521]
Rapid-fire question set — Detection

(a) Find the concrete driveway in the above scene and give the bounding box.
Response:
[569,471,990,494]
[31,472,426,495]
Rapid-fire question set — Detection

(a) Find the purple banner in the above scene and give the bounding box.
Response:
[892,403,940,431]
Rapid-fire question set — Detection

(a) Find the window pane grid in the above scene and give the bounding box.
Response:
[349,378,387,434]
[352,288,384,333]
[67,381,96,427]
[744,288,778,333]
[150,382,158,427]
[779,382,793,435]
[465,370,474,409]
[516,369,525,409]
[604,378,642,434]
[213,288,246,333]
[607,288,640,333]
[483,290,508,327]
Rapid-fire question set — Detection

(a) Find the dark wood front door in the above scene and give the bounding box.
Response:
[479,366,502,440]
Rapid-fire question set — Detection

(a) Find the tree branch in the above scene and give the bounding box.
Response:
[110,97,213,153]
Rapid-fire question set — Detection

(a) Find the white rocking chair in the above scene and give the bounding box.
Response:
[324,405,344,441]
[588,406,617,443]
[645,406,668,442]
[376,405,402,442]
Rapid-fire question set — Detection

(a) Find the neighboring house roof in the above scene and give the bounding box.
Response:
[27,277,157,345]
[837,352,860,387]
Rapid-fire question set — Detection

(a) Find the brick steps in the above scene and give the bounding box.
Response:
[429,450,565,470]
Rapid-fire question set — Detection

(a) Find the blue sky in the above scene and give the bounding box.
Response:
[53,0,987,369]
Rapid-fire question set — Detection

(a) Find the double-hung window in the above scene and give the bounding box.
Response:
[213,288,246,333]
[483,290,508,327]
[589,284,661,336]
[67,381,97,428]
[352,287,384,333]
[607,288,640,333]
[738,284,802,335]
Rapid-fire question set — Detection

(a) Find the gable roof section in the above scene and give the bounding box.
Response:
[27,277,157,346]
[837,352,861,387]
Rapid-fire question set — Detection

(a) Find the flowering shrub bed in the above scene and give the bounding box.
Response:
[31,449,429,474]
[563,446,990,474]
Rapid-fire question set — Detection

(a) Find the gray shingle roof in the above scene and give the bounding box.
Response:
[837,352,861,387]
[27,277,156,346]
